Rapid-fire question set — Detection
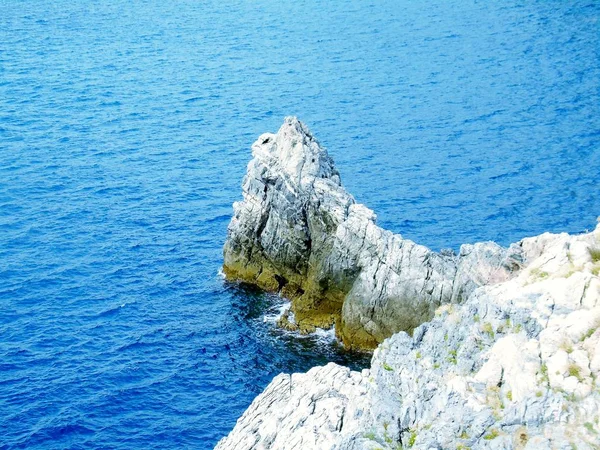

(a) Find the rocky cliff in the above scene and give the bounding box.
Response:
[223,117,522,350]
[217,223,600,449]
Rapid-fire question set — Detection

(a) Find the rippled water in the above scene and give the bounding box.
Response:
[1,0,599,448]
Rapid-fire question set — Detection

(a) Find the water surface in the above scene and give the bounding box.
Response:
[1,0,599,448]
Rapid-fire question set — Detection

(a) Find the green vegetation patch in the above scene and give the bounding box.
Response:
[363,431,377,441]
[530,267,549,279]
[408,429,417,447]
[481,322,495,339]
[540,363,549,385]
[589,247,600,263]
[483,429,500,440]
[567,364,582,381]
[447,349,458,365]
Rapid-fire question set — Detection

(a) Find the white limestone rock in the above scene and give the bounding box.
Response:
[217,223,600,449]
[215,363,371,450]
[223,117,522,349]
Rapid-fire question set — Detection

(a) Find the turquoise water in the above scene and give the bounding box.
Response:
[1,1,599,448]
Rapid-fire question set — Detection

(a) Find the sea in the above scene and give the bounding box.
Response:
[1,0,599,448]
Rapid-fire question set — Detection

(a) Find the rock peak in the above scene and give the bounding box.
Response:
[252,117,340,188]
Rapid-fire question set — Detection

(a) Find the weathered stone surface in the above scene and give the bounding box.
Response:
[217,222,600,450]
[215,363,371,450]
[223,117,521,349]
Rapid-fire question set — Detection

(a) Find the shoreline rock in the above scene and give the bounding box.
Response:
[223,117,523,350]
[217,223,600,449]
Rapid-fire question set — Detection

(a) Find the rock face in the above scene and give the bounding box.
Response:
[217,223,600,450]
[223,117,521,350]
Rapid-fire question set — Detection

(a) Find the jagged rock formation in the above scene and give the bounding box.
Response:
[223,117,522,350]
[217,224,600,450]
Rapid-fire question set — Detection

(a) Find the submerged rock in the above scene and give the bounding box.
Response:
[223,117,521,349]
[217,222,600,449]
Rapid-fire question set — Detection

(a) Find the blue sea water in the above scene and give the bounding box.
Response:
[1,0,599,448]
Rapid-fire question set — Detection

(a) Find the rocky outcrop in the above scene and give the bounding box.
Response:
[223,117,522,350]
[217,223,600,450]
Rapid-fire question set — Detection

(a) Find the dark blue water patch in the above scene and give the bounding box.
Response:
[1,0,599,448]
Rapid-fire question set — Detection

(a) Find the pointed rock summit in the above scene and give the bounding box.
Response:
[223,117,521,349]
